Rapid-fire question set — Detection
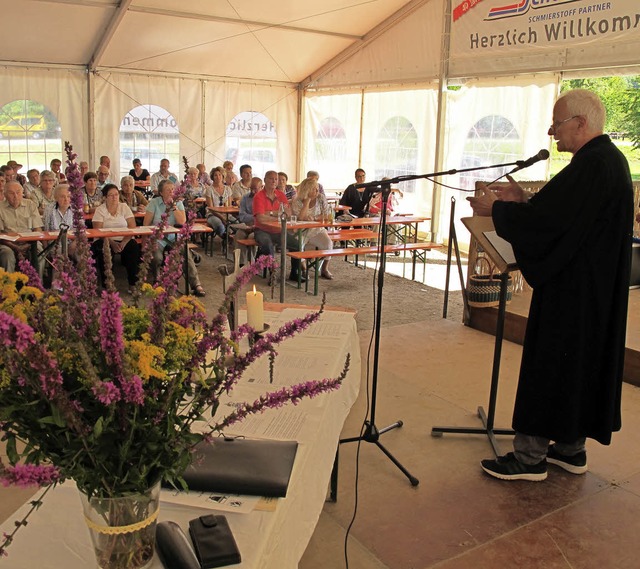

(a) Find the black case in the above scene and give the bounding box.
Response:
[156,521,200,569]
[188,514,241,568]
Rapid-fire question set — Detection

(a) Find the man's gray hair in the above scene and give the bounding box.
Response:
[558,89,606,133]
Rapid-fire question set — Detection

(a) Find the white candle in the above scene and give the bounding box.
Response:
[246,285,264,330]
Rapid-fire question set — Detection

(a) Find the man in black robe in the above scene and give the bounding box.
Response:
[468,89,633,481]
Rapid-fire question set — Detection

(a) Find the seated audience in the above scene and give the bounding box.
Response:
[7,161,26,186]
[230,164,252,204]
[23,169,40,197]
[0,165,15,182]
[150,158,178,194]
[129,158,151,196]
[43,184,81,258]
[91,184,141,294]
[278,171,296,201]
[0,181,44,276]
[223,160,238,186]
[0,172,6,201]
[99,155,111,170]
[29,170,57,215]
[79,161,90,177]
[50,159,66,185]
[291,177,334,280]
[144,179,206,297]
[196,163,212,187]
[306,170,325,195]
[253,170,303,282]
[204,166,233,239]
[233,176,262,266]
[83,172,103,213]
[339,168,367,217]
[96,165,111,191]
[120,175,148,214]
[184,167,206,217]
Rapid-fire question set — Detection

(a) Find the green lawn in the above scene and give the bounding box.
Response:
[550,139,640,180]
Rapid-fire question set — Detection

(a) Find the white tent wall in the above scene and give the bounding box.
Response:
[202,81,299,179]
[94,72,203,179]
[0,65,89,167]
[306,0,444,89]
[437,77,559,245]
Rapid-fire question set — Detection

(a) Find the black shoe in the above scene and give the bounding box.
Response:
[481,452,547,481]
[547,445,587,474]
[289,273,306,283]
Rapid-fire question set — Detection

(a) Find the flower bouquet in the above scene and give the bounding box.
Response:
[0,143,348,567]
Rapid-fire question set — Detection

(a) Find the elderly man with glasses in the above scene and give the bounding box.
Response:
[469,89,633,482]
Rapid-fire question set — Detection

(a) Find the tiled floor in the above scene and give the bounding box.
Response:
[2,292,638,568]
[300,316,640,569]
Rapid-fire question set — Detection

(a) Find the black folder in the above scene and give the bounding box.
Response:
[182,437,299,498]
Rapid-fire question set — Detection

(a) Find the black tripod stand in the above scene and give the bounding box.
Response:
[330,182,419,501]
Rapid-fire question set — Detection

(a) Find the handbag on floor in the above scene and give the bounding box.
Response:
[467,255,512,308]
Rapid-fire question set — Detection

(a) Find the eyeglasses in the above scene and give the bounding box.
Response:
[549,115,578,132]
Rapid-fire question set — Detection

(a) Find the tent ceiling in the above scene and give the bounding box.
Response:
[6,0,417,84]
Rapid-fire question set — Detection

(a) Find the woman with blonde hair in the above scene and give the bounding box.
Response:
[291,177,334,280]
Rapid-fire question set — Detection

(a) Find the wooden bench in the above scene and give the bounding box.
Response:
[288,242,442,295]
[232,229,379,264]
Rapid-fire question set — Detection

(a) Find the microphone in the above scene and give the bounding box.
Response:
[512,149,550,172]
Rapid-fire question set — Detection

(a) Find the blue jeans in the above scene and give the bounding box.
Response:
[254,229,302,275]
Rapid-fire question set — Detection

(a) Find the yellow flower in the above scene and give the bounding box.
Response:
[126,339,167,381]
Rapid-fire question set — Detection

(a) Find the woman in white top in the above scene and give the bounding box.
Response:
[291,177,334,280]
[91,183,141,292]
[204,166,233,237]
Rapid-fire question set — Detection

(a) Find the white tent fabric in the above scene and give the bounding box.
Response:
[1,0,638,240]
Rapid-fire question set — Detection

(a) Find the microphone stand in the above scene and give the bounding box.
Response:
[332,180,419,501]
[330,157,543,498]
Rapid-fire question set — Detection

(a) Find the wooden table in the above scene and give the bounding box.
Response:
[208,205,239,256]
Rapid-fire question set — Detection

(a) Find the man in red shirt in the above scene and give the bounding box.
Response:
[253,170,304,281]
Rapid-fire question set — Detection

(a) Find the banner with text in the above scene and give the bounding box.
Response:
[450,0,640,74]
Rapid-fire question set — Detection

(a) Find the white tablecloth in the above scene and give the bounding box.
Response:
[1,308,360,569]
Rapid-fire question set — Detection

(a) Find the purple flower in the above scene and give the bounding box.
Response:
[92,381,121,406]
[16,259,44,292]
[98,291,124,372]
[0,463,60,488]
[120,374,145,405]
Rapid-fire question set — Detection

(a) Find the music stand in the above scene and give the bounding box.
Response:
[431,216,517,457]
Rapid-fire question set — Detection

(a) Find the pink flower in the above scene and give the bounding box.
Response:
[92,381,121,406]
[0,463,60,488]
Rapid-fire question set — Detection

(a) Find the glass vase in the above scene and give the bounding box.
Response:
[79,481,161,569]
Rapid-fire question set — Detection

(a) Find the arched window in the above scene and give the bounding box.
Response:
[459,115,522,192]
[119,105,180,181]
[375,116,418,192]
[0,99,62,172]
[315,116,346,162]
[225,111,277,178]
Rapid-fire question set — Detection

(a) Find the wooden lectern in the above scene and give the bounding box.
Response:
[431,216,518,457]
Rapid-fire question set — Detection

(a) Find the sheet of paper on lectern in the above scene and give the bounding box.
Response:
[483,231,517,267]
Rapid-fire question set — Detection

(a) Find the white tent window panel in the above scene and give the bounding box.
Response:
[360,89,438,218]
[303,92,363,189]
[374,116,419,192]
[225,111,278,179]
[438,79,557,246]
[119,105,180,181]
[0,100,63,173]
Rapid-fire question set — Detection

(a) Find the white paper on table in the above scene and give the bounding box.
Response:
[160,488,260,514]
[17,231,45,238]
[0,233,20,241]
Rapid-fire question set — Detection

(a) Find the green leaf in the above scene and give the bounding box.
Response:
[5,435,19,464]
[93,416,104,438]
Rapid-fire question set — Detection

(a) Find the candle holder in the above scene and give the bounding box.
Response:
[248,323,270,348]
